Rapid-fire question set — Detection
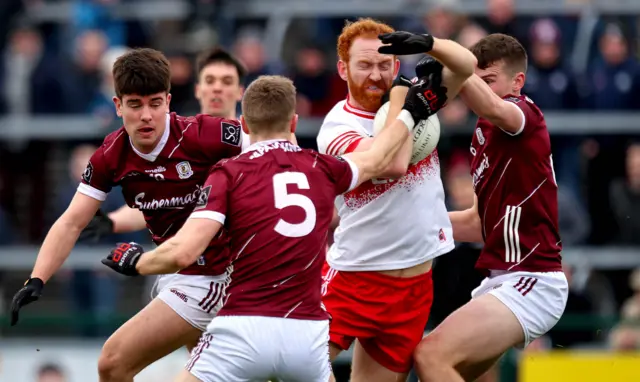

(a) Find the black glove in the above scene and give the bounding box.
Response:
[402,73,448,122]
[10,277,44,326]
[415,55,444,79]
[79,209,114,243]
[378,32,435,55]
[101,242,144,276]
[381,74,415,104]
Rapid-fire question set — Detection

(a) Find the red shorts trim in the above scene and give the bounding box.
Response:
[321,262,434,373]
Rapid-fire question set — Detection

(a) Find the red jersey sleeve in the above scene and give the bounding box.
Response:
[196,115,244,161]
[76,143,113,201]
[502,95,543,137]
[318,153,359,195]
[189,164,231,224]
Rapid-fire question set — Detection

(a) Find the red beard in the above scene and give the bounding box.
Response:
[346,69,392,112]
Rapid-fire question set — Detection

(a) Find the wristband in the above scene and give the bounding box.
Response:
[396,109,415,132]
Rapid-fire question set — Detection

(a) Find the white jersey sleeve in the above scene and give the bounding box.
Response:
[317,106,369,156]
[240,130,251,152]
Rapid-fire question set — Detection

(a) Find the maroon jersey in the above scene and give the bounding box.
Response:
[469,94,562,273]
[78,112,243,275]
[191,139,357,320]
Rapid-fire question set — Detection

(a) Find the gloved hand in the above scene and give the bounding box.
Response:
[402,73,448,122]
[378,31,435,55]
[101,242,144,276]
[415,55,444,79]
[381,74,415,105]
[79,209,114,243]
[10,277,44,326]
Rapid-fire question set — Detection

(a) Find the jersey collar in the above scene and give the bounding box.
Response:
[343,95,376,119]
[243,139,297,153]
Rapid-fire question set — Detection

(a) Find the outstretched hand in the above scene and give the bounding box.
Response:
[378,32,435,56]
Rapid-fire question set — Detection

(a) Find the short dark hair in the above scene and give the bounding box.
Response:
[195,47,247,85]
[112,48,171,99]
[470,33,528,74]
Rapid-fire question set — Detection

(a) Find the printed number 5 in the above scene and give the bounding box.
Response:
[273,172,316,237]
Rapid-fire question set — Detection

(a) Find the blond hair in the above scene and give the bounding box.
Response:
[337,18,395,62]
[241,75,296,134]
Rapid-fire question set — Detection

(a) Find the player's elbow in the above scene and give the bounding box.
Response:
[464,55,478,77]
[59,211,88,234]
[380,160,408,178]
[378,153,409,178]
[175,252,196,270]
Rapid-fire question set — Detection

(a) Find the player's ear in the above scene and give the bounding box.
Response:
[513,72,526,93]
[393,57,400,78]
[237,86,244,102]
[113,96,122,117]
[337,60,348,82]
[166,93,172,113]
[290,114,298,133]
[240,116,250,134]
[194,83,201,100]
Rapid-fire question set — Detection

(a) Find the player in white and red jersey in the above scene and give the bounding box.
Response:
[316,19,477,380]
[9,48,246,382]
[99,75,445,382]
[413,34,569,382]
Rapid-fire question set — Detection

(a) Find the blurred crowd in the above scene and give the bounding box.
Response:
[0,0,639,357]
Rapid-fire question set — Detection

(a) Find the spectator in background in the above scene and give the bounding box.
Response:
[478,0,528,46]
[36,363,66,382]
[91,46,129,127]
[609,141,640,245]
[525,18,578,110]
[73,0,126,47]
[398,1,461,79]
[166,53,199,115]
[609,269,640,351]
[557,184,590,246]
[232,30,276,85]
[291,44,333,117]
[583,22,640,110]
[64,29,109,114]
[2,25,43,115]
[32,29,108,115]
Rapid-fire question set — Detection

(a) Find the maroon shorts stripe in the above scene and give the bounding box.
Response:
[198,282,215,307]
[522,278,538,296]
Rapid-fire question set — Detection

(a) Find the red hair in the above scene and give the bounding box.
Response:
[337,18,394,62]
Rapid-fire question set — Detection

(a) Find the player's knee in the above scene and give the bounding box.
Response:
[413,338,444,371]
[98,341,133,380]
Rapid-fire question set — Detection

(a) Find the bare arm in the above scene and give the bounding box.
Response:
[135,218,221,275]
[32,193,102,282]
[460,74,525,134]
[350,87,412,179]
[429,37,477,100]
[448,195,483,243]
[108,205,147,233]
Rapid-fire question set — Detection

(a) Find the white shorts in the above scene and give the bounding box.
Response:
[186,316,332,382]
[151,273,228,331]
[471,270,568,348]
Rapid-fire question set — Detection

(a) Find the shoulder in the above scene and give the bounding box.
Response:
[504,94,544,118]
[98,126,128,159]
